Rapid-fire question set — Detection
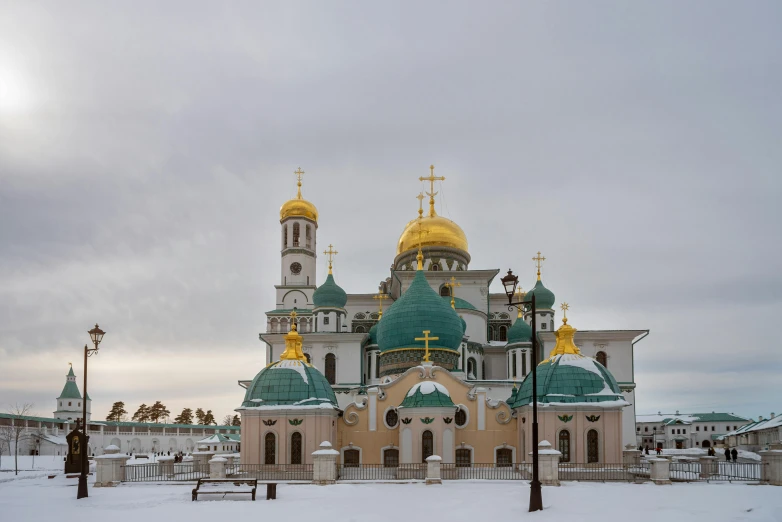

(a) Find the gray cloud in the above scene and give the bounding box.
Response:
[1,1,780,421]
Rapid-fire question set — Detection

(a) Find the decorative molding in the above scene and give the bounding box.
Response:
[443,417,453,424]
[262,419,277,426]
[288,418,303,426]
[401,418,412,425]
[558,414,573,423]
[586,415,601,422]
[420,417,434,425]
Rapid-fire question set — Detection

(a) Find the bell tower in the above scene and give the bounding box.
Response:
[277,168,318,309]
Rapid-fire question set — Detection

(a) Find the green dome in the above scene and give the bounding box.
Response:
[525,279,555,310]
[313,274,347,308]
[400,382,455,408]
[460,316,467,334]
[507,316,532,344]
[367,322,379,346]
[240,359,338,408]
[508,354,624,408]
[441,296,477,310]
[377,270,463,352]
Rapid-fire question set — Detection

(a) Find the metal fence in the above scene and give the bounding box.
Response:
[122,463,208,482]
[558,462,651,482]
[337,464,426,480]
[228,464,313,481]
[669,461,765,483]
[441,463,530,480]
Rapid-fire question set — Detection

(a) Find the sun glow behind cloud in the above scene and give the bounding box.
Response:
[0,67,32,114]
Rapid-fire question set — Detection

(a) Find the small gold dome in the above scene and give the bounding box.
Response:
[280,197,318,222]
[396,214,468,255]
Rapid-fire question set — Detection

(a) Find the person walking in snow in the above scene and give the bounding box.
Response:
[731,448,738,462]
[724,447,731,461]
[645,445,650,455]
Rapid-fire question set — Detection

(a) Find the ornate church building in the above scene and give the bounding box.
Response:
[238,167,649,466]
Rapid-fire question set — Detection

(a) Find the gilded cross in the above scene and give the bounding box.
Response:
[373,292,389,318]
[294,167,305,198]
[416,192,425,218]
[560,302,569,321]
[445,276,461,309]
[323,244,338,274]
[415,330,439,362]
[414,222,429,270]
[515,286,526,317]
[418,165,445,217]
[532,251,546,280]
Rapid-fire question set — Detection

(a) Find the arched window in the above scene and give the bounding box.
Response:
[455,407,467,427]
[270,318,278,333]
[383,448,399,468]
[280,318,288,333]
[587,430,599,463]
[370,313,380,320]
[522,351,527,376]
[512,352,517,378]
[355,325,366,333]
[496,448,513,467]
[354,313,366,320]
[467,358,476,379]
[455,448,471,467]
[264,432,276,465]
[430,263,440,271]
[282,225,288,249]
[499,325,508,342]
[367,355,372,381]
[488,326,495,341]
[499,313,509,320]
[558,430,571,463]
[482,360,486,380]
[325,353,336,384]
[304,353,311,364]
[596,351,607,368]
[290,432,302,464]
[292,223,300,246]
[440,286,451,297]
[344,449,360,467]
[422,430,434,462]
[305,225,311,249]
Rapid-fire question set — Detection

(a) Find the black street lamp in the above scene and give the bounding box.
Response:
[77,323,105,500]
[500,269,543,513]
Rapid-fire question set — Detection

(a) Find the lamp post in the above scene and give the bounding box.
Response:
[77,323,105,500]
[500,269,542,513]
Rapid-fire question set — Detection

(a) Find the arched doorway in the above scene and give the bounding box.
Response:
[596,351,607,368]
[587,430,599,463]
[264,433,276,465]
[290,432,302,464]
[558,430,571,463]
[422,430,434,462]
[702,439,711,448]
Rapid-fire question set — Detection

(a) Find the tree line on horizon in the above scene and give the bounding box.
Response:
[105,401,239,426]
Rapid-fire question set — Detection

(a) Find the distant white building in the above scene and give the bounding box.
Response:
[723,412,781,451]
[635,411,750,449]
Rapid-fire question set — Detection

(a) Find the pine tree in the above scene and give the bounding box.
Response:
[195,408,206,425]
[148,401,170,423]
[106,401,127,422]
[174,408,194,425]
[132,404,150,423]
[231,415,241,427]
[203,410,216,425]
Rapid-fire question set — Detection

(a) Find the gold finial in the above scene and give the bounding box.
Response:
[515,287,526,318]
[414,221,429,270]
[532,251,546,281]
[416,192,425,219]
[323,244,338,274]
[445,276,462,309]
[419,165,446,217]
[373,292,389,319]
[546,305,581,360]
[294,167,305,199]
[560,302,569,324]
[280,310,307,362]
[415,330,440,362]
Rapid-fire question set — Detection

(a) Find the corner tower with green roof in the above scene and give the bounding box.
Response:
[53,365,91,422]
[312,244,348,333]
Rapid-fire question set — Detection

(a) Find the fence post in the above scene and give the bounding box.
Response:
[758,450,782,486]
[94,445,130,487]
[312,441,339,485]
[698,456,718,480]
[536,440,561,486]
[649,458,671,485]
[209,456,227,479]
[158,456,175,477]
[623,444,642,466]
[192,450,215,473]
[425,455,442,485]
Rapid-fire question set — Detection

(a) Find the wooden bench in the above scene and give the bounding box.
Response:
[191,478,258,501]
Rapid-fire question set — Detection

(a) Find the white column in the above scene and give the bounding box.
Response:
[476,388,486,431]
[368,388,378,432]
[649,458,672,485]
[534,441,561,486]
[425,455,442,485]
[312,441,339,485]
[209,456,226,479]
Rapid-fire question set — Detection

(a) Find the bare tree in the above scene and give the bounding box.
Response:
[1,404,34,475]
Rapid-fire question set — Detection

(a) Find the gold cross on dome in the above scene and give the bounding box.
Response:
[323,244,338,274]
[415,330,440,362]
[416,192,425,218]
[414,222,430,270]
[373,292,389,318]
[515,286,526,317]
[294,168,305,198]
[419,165,446,217]
[560,302,569,322]
[532,251,546,280]
[445,276,462,309]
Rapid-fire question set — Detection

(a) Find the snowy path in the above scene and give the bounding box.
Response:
[1,472,781,522]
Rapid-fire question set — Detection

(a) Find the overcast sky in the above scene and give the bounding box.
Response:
[1,1,780,424]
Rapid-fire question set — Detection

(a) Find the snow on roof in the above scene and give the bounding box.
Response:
[269,359,309,384]
[724,414,782,437]
[555,354,604,378]
[406,381,450,397]
[636,412,749,424]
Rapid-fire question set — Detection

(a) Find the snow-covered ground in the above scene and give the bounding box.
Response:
[1,469,781,522]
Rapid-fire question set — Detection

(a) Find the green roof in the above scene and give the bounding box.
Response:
[266,309,313,315]
[240,359,338,408]
[58,380,82,400]
[507,316,532,345]
[689,412,750,423]
[508,353,623,408]
[441,296,477,310]
[377,270,463,353]
[0,412,239,431]
[399,382,455,408]
[524,279,555,310]
[313,273,348,308]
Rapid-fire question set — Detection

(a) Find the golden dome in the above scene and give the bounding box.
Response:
[396,214,468,255]
[280,168,318,222]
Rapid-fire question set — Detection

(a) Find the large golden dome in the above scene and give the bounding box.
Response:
[397,214,468,255]
[280,169,318,222]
